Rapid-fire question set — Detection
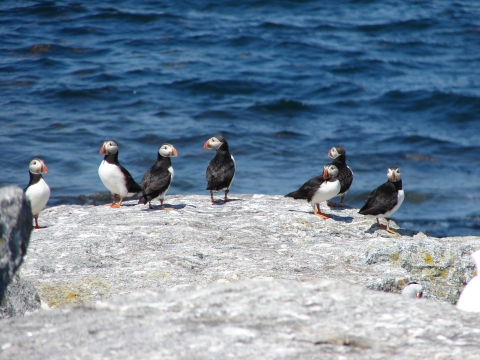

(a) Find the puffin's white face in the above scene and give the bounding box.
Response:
[387,167,402,182]
[203,136,223,150]
[29,158,48,174]
[99,140,118,155]
[158,143,178,158]
[323,164,339,179]
[327,146,345,159]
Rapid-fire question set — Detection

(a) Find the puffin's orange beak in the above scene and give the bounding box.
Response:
[203,139,212,150]
[42,162,48,174]
[323,168,328,179]
[99,144,106,155]
[327,149,332,158]
[390,172,396,182]
[171,147,178,157]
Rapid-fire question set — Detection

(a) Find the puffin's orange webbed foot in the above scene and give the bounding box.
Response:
[111,203,121,208]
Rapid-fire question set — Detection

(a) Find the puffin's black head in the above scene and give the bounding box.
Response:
[387,167,402,182]
[322,163,339,180]
[203,135,227,150]
[29,158,48,174]
[327,146,346,159]
[158,143,178,158]
[99,140,119,155]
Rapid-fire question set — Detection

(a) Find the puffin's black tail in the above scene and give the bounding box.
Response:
[284,191,306,199]
[138,192,149,205]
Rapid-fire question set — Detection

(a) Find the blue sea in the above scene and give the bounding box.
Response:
[1,1,479,237]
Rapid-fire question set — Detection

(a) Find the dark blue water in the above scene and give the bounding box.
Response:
[1,1,479,237]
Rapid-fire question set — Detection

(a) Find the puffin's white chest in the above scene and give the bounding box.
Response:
[25,178,50,216]
[384,189,405,218]
[310,180,341,205]
[98,161,128,197]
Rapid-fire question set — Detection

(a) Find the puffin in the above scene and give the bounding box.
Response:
[204,135,235,203]
[284,146,353,203]
[456,250,480,312]
[358,167,404,234]
[327,146,353,207]
[24,158,50,229]
[402,282,423,299]
[307,163,341,219]
[138,143,178,209]
[98,140,142,208]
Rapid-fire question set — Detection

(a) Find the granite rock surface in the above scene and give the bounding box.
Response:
[18,194,480,307]
[1,279,480,360]
[0,186,33,298]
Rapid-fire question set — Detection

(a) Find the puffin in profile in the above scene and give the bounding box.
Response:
[284,146,353,203]
[327,146,353,207]
[456,250,480,312]
[307,163,341,219]
[98,140,141,208]
[402,282,423,299]
[138,143,178,209]
[358,167,404,234]
[204,135,235,203]
[24,158,50,229]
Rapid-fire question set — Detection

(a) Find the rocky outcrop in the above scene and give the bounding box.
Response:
[1,278,480,359]
[18,194,479,307]
[0,186,35,315]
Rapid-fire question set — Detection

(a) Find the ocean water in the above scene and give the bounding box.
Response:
[1,0,479,237]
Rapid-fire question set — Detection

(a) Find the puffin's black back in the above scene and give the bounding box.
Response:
[206,140,235,191]
[285,175,325,199]
[359,180,403,216]
[104,152,142,193]
[139,156,173,203]
[332,154,353,195]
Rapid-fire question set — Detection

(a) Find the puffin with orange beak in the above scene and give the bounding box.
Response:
[359,167,404,233]
[24,158,50,229]
[204,135,235,203]
[402,282,423,299]
[327,146,353,207]
[138,143,178,209]
[306,163,341,219]
[98,140,142,208]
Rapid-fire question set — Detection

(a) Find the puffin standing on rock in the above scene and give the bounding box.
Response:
[307,163,341,219]
[204,135,235,203]
[358,167,404,234]
[24,158,50,229]
[138,143,178,209]
[98,140,142,208]
[284,145,352,203]
[327,146,353,207]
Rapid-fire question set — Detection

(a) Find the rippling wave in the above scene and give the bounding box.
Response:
[1,0,479,237]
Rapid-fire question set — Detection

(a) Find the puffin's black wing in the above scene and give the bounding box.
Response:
[118,164,142,193]
[206,153,235,191]
[359,182,397,216]
[337,166,353,194]
[139,163,172,204]
[285,175,325,199]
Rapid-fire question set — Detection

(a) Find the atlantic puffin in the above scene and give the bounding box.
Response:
[24,158,50,229]
[138,143,178,209]
[204,135,235,203]
[402,282,423,299]
[98,140,142,208]
[327,146,353,207]
[307,163,341,219]
[457,250,480,312]
[358,167,404,233]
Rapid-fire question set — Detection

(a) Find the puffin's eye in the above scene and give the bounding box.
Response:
[33,161,37,165]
